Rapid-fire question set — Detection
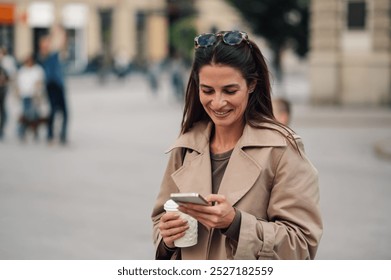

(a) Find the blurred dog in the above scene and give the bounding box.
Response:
[18,115,48,139]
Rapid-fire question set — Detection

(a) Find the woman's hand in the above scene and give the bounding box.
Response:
[178,194,235,229]
[158,212,189,248]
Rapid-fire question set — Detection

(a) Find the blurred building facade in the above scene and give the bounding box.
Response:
[310,0,391,105]
[0,0,168,72]
[0,0,254,72]
[194,0,245,33]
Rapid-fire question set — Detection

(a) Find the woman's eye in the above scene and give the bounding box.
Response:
[202,90,214,94]
[225,90,237,95]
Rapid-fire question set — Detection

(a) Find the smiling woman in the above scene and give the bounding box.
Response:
[151,31,323,260]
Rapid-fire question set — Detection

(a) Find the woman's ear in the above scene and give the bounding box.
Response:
[248,81,257,93]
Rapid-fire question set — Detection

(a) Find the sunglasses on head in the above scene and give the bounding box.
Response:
[194,31,250,49]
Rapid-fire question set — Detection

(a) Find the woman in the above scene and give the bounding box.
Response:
[151,31,322,260]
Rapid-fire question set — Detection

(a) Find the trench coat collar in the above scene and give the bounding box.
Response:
[167,121,287,206]
[167,121,288,152]
[166,121,212,154]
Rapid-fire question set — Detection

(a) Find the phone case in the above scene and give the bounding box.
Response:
[170,193,209,205]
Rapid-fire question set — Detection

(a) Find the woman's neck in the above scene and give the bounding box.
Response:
[210,122,245,154]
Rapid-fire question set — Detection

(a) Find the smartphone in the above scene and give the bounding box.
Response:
[170,193,209,205]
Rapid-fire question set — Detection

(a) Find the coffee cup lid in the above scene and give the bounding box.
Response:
[164,199,179,211]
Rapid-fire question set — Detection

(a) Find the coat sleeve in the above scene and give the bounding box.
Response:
[151,148,183,259]
[234,138,323,259]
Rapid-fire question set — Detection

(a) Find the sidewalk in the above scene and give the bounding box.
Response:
[292,103,391,160]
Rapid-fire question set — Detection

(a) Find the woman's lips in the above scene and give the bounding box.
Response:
[211,108,232,117]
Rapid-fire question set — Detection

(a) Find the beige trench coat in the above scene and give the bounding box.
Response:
[151,121,322,260]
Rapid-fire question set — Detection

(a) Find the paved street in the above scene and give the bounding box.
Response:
[1,73,391,259]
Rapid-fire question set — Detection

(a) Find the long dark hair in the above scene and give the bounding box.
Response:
[180,32,299,152]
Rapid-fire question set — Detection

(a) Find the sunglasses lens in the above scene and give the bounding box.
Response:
[195,31,249,49]
[223,31,244,45]
[196,34,217,48]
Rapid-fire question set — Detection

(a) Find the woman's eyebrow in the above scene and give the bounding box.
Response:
[200,84,240,88]
[223,84,240,88]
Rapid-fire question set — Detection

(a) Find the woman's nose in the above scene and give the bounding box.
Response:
[211,93,227,108]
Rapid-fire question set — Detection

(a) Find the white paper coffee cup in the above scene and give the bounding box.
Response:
[164,199,198,247]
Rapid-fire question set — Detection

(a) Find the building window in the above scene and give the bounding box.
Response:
[0,3,15,54]
[347,1,366,30]
[0,26,14,55]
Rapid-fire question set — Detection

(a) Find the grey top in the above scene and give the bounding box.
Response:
[210,149,234,194]
[210,149,241,242]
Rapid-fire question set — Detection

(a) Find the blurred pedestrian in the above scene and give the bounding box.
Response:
[272,97,291,126]
[38,26,69,145]
[97,51,111,85]
[0,60,9,140]
[16,55,45,141]
[147,61,160,95]
[170,52,186,101]
[114,49,129,80]
[0,46,17,91]
[152,31,322,260]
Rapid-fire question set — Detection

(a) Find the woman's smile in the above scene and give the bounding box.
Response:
[210,108,233,117]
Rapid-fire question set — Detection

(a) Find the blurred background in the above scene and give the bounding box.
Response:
[0,0,390,259]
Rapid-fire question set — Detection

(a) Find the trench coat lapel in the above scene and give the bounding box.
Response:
[171,151,212,197]
[217,146,261,206]
[169,122,213,197]
[218,124,287,206]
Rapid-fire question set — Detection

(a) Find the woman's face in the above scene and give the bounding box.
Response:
[199,64,253,131]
